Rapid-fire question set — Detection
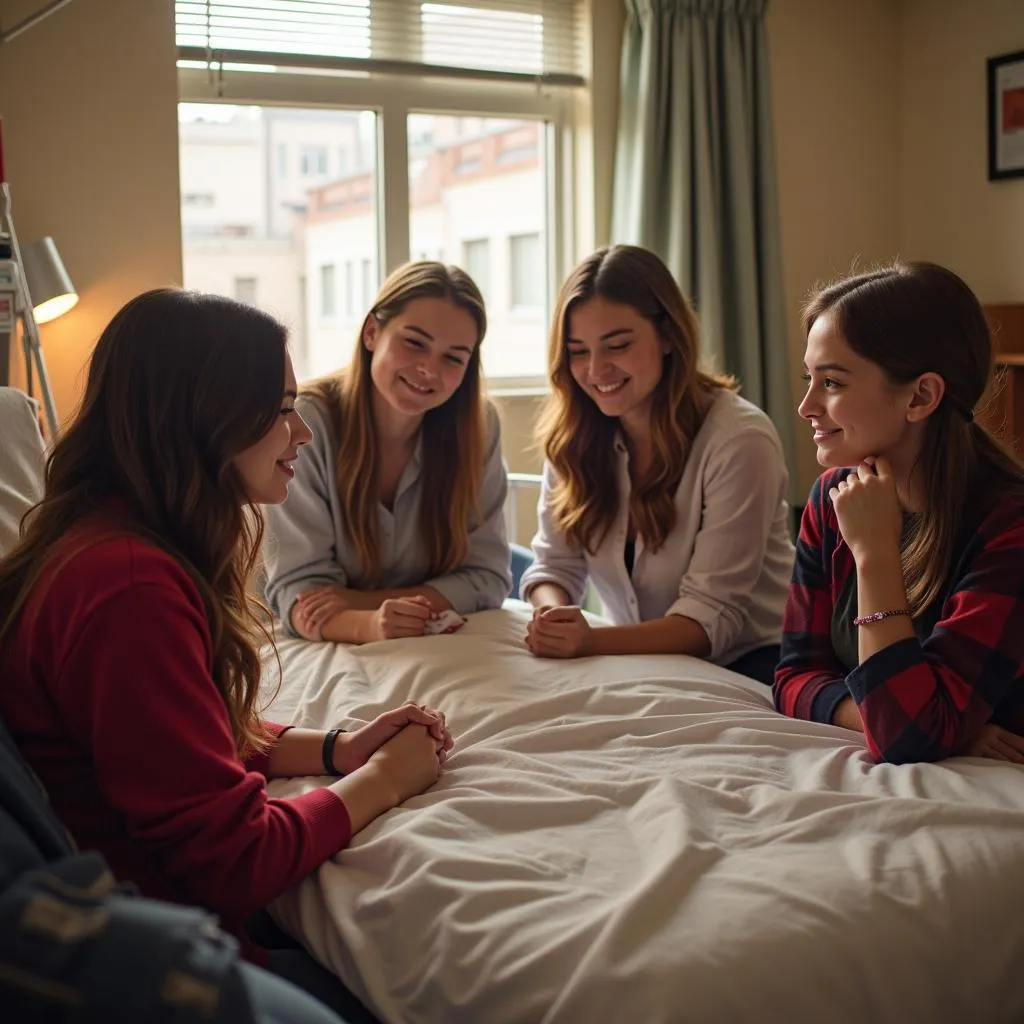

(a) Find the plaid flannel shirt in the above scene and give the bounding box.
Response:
[774,468,1024,763]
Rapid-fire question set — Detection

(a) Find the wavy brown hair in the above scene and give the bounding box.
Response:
[0,289,289,755]
[306,261,487,584]
[804,261,1024,614]
[537,245,735,555]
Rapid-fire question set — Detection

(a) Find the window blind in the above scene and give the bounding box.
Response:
[176,0,585,85]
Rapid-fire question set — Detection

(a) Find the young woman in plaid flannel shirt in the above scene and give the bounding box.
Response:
[774,262,1024,764]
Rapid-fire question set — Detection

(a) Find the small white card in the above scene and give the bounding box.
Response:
[424,609,467,635]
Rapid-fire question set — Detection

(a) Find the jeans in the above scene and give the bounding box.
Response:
[241,961,352,1024]
[247,910,382,1024]
[724,643,781,686]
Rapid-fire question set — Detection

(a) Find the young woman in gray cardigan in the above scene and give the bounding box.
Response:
[521,247,794,684]
[264,262,511,644]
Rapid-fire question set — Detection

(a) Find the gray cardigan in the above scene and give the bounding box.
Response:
[263,394,511,633]
[520,389,794,665]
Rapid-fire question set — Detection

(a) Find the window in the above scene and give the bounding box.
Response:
[509,233,543,310]
[177,1,582,380]
[461,239,490,301]
[301,145,328,177]
[320,264,336,318]
[362,258,374,307]
[234,276,258,305]
[178,103,380,380]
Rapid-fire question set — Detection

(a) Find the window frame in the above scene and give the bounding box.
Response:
[178,66,574,389]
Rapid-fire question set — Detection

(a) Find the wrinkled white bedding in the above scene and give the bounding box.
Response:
[264,606,1024,1024]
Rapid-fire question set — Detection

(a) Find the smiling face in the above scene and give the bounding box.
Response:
[364,296,478,426]
[799,312,924,469]
[565,295,669,432]
[231,352,313,505]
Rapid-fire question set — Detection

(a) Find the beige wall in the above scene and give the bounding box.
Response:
[0,0,182,424]
[900,0,1024,303]
[767,0,903,495]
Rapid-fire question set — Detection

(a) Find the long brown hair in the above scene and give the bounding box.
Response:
[306,261,487,583]
[0,289,289,755]
[804,261,1024,613]
[537,245,735,555]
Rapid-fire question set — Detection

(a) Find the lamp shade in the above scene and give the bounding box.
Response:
[22,236,78,324]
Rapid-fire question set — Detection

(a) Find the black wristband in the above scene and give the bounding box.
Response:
[322,728,346,776]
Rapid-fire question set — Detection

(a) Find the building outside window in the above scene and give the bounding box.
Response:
[234,275,258,305]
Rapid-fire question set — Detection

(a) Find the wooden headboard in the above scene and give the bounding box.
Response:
[985,304,1024,357]
[979,304,1024,454]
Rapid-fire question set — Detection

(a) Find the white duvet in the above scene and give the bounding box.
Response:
[264,606,1024,1024]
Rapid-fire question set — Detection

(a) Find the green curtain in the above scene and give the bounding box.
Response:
[612,0,796,493]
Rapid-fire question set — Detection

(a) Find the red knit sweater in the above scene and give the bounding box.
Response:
[0,521,351,958]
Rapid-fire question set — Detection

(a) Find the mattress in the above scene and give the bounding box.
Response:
[263,605,1024,1023]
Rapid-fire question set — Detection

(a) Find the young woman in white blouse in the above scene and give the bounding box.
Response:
[264,261,511,644]
[520,245,794,684]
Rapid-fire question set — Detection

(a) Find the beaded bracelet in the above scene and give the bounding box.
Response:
[322,728,346,776]
[853,608,910,627]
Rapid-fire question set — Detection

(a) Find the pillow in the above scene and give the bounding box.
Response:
[0,388,46,557]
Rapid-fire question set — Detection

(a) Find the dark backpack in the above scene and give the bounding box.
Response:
[0,715,257,1023]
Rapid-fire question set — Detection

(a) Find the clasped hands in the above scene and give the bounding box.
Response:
[525,605,593,658]
[333,699,455,775]
[293,586,438,642]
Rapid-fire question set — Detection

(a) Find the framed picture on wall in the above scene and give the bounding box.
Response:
[988,49,1024,181]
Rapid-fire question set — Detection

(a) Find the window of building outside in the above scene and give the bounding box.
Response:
[461,238,490,302]
[509,233,543,311]
[301,145,329,177]
[234,276,258,306]
[320,264,336,319]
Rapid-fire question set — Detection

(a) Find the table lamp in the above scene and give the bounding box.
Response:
[21,237,78,323]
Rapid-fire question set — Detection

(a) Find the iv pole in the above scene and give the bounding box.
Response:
[0,180,61,438]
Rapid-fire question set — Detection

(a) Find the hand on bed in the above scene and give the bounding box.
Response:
[962,723,1024,763]
[367,723,447,802]
[525,606,592,658]
[371,596,435,640]
[335,700,454,774]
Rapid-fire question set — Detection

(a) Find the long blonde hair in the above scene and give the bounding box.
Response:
[537,245,735,555]
[0,290,287,755]
[306,261,488,583]
[804,262,1024,614]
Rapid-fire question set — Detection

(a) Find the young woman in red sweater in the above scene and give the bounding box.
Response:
[0,289,453,1014]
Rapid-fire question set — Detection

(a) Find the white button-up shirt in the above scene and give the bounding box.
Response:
[520,390,795,665]
[264,394,511,633]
